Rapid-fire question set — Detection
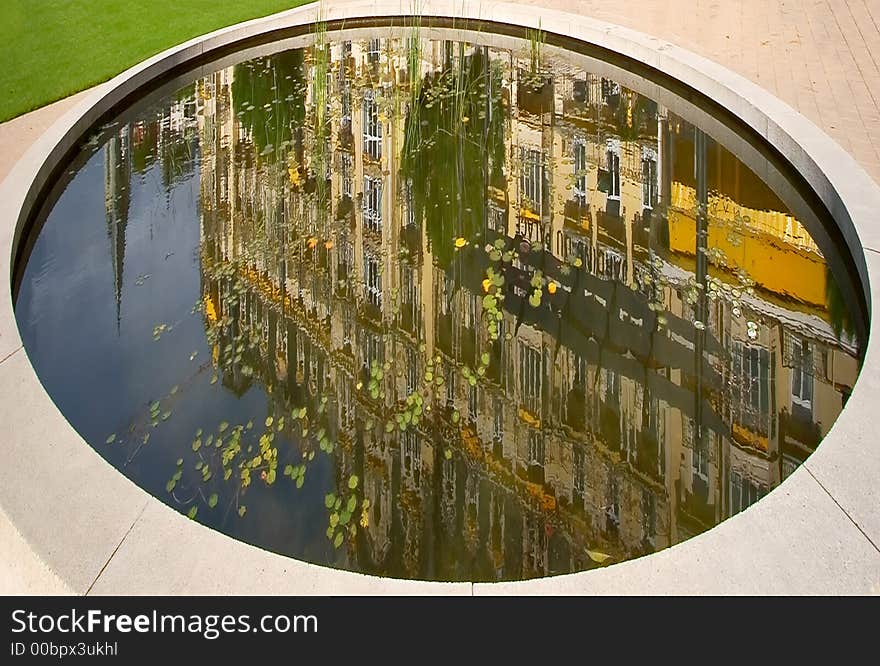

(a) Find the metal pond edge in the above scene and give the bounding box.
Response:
[0,0,877,595]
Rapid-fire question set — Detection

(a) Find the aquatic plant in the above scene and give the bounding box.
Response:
[232,50,306,162]
[400,46,507,269]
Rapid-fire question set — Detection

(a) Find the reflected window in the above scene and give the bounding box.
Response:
[573,76,589,103]
[363,176,382,232]
[337,235,354,286]
[340,381,354,429]
[363,89,382,160]
[731,342,771,436]
[362,329,383,373]
[446,365,456,406]
[403,180,416,229]
[463,293,477,330]
[341,84,352,127]
[340,152,353,199]
[519,147,546,211]
[525,515,546,573]
[364,251,382,308]
[573,138,588,206]
[341,307,353,350]
[367,38,381,62]
[400,264,419,330]
[606,474,620,527]
[468,383,478,423]
[605,142,621,199]
[573,446,585,496]
[489,204,506,234]
[598,247,625,282]
[405,346,418,395]
[642,147,657,209]
[493,401,504,444]
[787,333,814,411]
[402,430,420,484]
[729,470,765,515]
[519,343,543,414]
[528,431,545,467]
[516,217,544,245]
[601,78,620,104]
[692,438,709,481]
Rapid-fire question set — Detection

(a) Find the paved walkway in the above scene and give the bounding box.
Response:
[1,0,878,594]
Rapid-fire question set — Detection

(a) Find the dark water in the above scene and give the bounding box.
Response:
[13,27,864,581]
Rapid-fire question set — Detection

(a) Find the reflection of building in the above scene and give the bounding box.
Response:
[104,126,131,331]
[103,98,198,331]
[186,35,859,581]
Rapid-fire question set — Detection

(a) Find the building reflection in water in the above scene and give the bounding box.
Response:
[102,34,860,581]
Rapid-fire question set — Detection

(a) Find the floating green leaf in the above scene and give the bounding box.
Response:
[208,493,219,509]
[348,475,359,490]
[187,506,198,520]
[105,433,116,445]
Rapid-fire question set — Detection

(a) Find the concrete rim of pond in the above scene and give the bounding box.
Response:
[1,0,878,595]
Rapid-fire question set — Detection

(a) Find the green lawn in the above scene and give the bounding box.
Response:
[0,0,312,122]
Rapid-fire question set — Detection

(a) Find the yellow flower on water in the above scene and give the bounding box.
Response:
[482,278,492,293]
[454,237,467,248]
[324,240,334,250]
[547,281,558,295]
[288,167,300,186]
[307,237,318,250]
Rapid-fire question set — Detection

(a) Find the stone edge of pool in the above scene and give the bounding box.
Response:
[0,0,878,595]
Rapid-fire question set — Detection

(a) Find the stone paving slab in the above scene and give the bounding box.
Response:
[804,252,880,552]
[88,499,472,595]
[0,350,151,594]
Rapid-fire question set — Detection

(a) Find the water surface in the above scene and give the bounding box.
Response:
[14,27,863,581]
